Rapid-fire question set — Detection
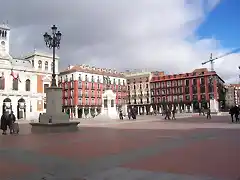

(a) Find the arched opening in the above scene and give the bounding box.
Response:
[12,78,18,90]
[25,79,31,91]
[38,60,42,69]
[2,98,12,115]
[45,61,48,71]
[0,74,5,90]
[17,98,26,120]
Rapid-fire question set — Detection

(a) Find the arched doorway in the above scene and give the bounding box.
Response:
[2,98,12,114]
[17,98,26,119]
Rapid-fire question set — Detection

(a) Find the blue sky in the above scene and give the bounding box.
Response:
[197,0,240,49]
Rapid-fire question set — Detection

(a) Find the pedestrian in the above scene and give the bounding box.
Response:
[119,110,123,120]
[234,105,239,122]
[164,108,170,120]
[172,108,176,120]
[206,108,211,119]
[229,106,235,123]
[1,111,9,135]
[9,111,18,134]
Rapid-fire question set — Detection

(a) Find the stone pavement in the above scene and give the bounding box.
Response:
[0,116,240,180]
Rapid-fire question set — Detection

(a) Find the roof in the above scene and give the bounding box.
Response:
[24,51,59,59]
[0,23,10,30]
[60,64,126,78]
[151,68,225,83]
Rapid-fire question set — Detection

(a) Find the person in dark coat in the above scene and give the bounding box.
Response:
[119,110,123,120]
[234,105,239,122]
[8,111,16,134]
[1,111,9,135]
[164,108,170,120]
[229,106,235,123]
[172,108,176,120]
[206,108,211,119]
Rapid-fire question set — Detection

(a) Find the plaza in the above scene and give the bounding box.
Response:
[0,115,240,180]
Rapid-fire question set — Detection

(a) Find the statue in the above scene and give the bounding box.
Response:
[103,76,111,89]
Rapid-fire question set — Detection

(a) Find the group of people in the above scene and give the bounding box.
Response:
[229,105,239,123]
[0,111,18,135]
[163,108,176,120]
[119,108,137,120]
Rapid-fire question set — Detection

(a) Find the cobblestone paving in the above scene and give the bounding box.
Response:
[0,116,239,180]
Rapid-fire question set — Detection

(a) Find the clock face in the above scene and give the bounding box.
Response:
[1,41,5,46]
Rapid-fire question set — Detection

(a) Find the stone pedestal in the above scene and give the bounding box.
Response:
[210,99,219,113]
[94,89,119,120]
[30,87,80,133]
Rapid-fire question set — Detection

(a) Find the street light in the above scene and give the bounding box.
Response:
[43,25,62,87]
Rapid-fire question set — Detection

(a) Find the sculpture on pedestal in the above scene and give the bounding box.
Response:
[30,25,79,133]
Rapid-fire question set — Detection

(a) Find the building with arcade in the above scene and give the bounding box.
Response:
[0,23,59,120]
[59,65,128,118]
[150,68,226,113]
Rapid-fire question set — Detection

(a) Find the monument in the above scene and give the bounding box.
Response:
[30,25,79,133]
[210,99,219,113]
[94,76,119,120]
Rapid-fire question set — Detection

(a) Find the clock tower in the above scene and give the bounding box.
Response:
[0,23,10,56]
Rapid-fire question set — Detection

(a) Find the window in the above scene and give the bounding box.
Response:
[45,61,48,71]
[78,74,81,81]
[85,75,88,82]
[12,79,18,90]
[200,85,205,93]
[123,80,125,85]
[91,75,94,82]
[192,86,197,94]
[118,79,121,85]
[146,84,148,89]
[38,60,42,69]
[97,83,100,89]
[185,95,190,101]
[32,60,34,68]
[185,87,189,94]
[44,84,49,93]
[0,76,4,90]
[185,79,189,86]
[192,78,197,85]
[25,79,31,91]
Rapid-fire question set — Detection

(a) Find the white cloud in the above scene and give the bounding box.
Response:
[0,0,239,83]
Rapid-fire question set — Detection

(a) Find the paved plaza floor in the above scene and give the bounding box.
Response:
[0,115,239,180]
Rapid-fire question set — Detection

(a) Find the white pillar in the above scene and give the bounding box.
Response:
[75,106,78,118]
[177,104,180,113]
[82,107,85,119]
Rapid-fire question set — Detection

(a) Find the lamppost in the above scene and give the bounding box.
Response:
[43,25,62,87]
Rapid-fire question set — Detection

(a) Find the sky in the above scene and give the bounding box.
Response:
[0,0,239,83]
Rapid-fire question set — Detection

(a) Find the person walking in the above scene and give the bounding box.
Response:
[234,105,239,122]
[229,106,235,123]
[1,111,9,135]
[172,108,176,120]
[206,107,211,119]
[164,108,170,120]
[119,110,123,120]
[9,111,17,134]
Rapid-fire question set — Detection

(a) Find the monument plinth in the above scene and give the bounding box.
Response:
[94,89,119,120]
[30,87,80,133]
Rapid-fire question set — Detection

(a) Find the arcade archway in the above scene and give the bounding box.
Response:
[17,98,26,119]
[2,98,12,114]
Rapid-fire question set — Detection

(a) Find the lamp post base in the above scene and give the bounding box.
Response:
[30,86,80,133]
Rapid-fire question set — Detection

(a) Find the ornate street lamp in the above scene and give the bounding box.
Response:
[43,25,62,87]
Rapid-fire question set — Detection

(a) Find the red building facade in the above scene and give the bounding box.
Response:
[58,65,127,118]
[150,68,225,112]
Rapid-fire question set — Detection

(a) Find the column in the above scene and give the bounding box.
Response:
[82,107,85,119]
[75,106,78,118]
[184,104,186,112]
[69,108,72,119]
[191,103,193,113]
[177,104,180,113]
[95,107,97,116]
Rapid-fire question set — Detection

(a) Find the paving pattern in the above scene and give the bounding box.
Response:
[0,115,240,180]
